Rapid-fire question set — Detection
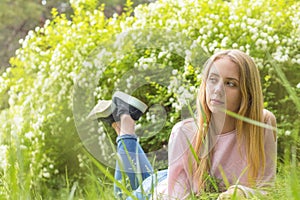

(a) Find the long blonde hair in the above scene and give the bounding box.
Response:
[193,49,265,191]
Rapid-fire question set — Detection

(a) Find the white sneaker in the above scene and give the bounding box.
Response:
[87,100,116,125]
[112,91,148,121]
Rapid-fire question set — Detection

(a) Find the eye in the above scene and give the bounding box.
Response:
[208,76,218,83]
[226,81,237,87]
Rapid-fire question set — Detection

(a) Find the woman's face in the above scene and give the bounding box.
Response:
[205,57,242,114]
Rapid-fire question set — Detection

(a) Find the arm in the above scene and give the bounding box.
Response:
[167,119,197,199]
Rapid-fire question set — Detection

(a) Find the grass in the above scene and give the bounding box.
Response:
[1,136,299,200]
[0,53,299,199]
[57,58,299,199]
[0,161,298,199]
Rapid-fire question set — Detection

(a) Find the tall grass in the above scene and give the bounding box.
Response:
[266,54,300,200]
[1,57,299,199]
[85,55,299,199]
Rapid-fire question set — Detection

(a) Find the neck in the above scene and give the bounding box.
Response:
[211,113,236,134]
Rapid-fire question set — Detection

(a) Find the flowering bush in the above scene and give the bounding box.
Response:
[0,0,299,197]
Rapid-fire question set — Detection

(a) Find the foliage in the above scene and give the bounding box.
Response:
[0,0,45,69]
[0,0,149,71]
[0,0,299,198]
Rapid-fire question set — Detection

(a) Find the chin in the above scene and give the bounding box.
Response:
[209,104,225,112]
[208,106,224,114]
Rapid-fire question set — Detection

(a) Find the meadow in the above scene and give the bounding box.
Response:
[0,0,299,199]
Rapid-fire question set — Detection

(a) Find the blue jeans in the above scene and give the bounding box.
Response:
[114,134,154,199]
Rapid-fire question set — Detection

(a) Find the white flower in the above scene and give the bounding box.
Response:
[232,43,238,48]
[172,69,178,75]
[276,12,282,17]
[241,22,246,29]
[135,123,142,130]
[247,18,256,25]
[25,131,34,139]
[267,36,274,43]
[43,171,51,178]
[19,38,24,44]
[0,145,7,169]
[35,26,40,32]
[83,61,93,68]
[285,130,291,136]
[296,83,300,89]
[199,28,205,34]
[221,37,228,47]
[260,32,268,38]
[207,30,212,37]
[185,50,192,61]
[158,51,167,58]
[142,64,148,70]
[170,116,174,123]
[189,86,196,92]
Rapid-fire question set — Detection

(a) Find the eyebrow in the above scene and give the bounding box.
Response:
[208,73,239,82]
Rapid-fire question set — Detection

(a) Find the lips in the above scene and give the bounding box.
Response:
[210,99,224,105]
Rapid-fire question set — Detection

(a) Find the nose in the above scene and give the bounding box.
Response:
[213,82,224,96]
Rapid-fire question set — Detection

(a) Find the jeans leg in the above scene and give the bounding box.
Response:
[114,134,153,198]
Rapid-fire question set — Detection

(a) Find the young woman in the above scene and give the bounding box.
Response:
[87,49,277,199]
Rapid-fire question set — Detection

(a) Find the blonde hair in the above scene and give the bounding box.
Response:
[193,49,265,191]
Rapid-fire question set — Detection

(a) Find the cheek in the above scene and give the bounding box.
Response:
[205,83,213,95]
[235,91,242,105]
[205,85,211,100]
[226,91,242,110]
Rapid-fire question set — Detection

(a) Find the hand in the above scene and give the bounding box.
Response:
[217,187,246,200]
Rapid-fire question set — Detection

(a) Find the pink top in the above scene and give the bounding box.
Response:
[152,112,277,199]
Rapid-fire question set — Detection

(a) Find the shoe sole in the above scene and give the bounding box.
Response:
[87,100,116,120]
[113,91,148,113]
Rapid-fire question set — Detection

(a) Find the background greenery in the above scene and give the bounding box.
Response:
[0,0,299,199]
[0,0,149,71]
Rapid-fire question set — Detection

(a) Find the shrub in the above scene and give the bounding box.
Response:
[0,0,299,197]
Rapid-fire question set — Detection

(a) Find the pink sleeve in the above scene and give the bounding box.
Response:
[167,119,197,199]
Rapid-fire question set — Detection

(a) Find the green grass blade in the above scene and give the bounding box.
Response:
[224,109,277,132]
[83,148,138,200]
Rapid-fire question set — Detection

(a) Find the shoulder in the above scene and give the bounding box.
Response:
[263,109,276,125]
[263,109,277,140]
[170,118,198,142]
[171,118,198,135]
[168,118,198,163]
[172,118,197,131]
